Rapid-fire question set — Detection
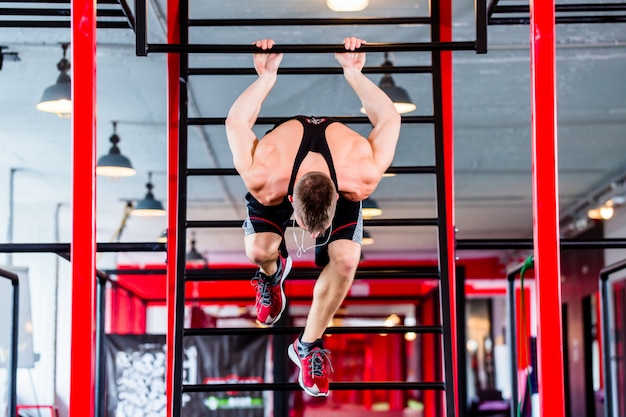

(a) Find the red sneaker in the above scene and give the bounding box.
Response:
[251,255,292,326]
[288,338,333,397]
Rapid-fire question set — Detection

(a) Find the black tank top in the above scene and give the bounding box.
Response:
[267,115,339,195]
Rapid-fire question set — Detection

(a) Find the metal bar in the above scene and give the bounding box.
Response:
[184,268,440,281]
[187,65,433,76]
[0,242,165,253]
[599,274,614,417]
[186,165,437,176]
[5,238,626,253]
[507,269,520,417]
[0,0,121,3]
[171,0,188,413]
[7,168,15,266]
[489,15,626,25]
[183,381,446,393]
[186,218,438,229]
[432,0,457,414]
[135,0,147,55]
[0,8,125,16]
[0,268,19,417]
[456,238,626,250]
[529,1,566,415]
[273,311,289,417]
[184,325,443,336]
[0,20,130,28]
[189,16,431,27]
[598,259,626,417]
[147,41,477,54]
[475,0,488,53]
[146,294,434,304]
[70,0,97,416]
[456,267,468,416]
[487,0,501,18]
[95,275,106,417]
[494,3,626,13]
[187,115,435,125]
[116,0,135,31]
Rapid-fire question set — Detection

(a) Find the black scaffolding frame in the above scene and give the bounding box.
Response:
[132,0,491,415]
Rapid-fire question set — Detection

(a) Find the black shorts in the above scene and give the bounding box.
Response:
[243,192,363,267]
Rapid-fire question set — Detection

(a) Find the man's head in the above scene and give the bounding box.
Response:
[290,172,338,238]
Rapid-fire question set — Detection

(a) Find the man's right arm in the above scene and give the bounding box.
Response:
[225,39,282,179]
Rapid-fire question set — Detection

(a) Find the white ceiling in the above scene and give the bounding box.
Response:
[1,0,625,268]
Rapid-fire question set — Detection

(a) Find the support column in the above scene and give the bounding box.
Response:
[529,1,566,416]
[70,0,97,416]
[440,0,458,413]
[165,0,181,413]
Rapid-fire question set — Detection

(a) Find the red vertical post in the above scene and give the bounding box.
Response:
[440,0,458,413]
[165,0,181,412]
[529,1,566,416]
[70,0,97,416]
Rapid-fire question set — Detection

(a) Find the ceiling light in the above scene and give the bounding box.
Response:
[599,205,614,220]
[326,0,369,12]
[362,197,383,219]
[360,53,416,115]
[156,229,167,243]
[384,313,401,327]
[132,172,166,216]
[362,229,374,245]
[186,233,207,265]
[97,121,136,178]
[36,43,72,118]
[588,204,614,220]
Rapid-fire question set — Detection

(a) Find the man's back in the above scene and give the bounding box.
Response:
[244,118,381,206]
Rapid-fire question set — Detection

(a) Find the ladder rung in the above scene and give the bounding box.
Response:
[187,115,434,126]
[188,65,433,76]
[188,17,431,27]
[147,41,477,54]
[184,267,440,281]
[186,166,437,176]
[184,325,443,336]
[186,218,438,229]
[183,381,445,393]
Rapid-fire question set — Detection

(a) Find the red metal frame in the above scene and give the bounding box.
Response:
[16,405,59,417]
[165,0,181,412]
[529,0,566,415]
[70,0,97,416]
[440,0,458,414]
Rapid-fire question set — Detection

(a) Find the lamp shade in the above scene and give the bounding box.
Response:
[97,153,135,177]
[379,74,417,114]
[157,229,168,243]
[133,173,166,216]
[360,54,416,115]
[36,72,72,118]
[186,245,205,262]
[97,125,136,178]
[133,192,165,216]
[362,198,383,219]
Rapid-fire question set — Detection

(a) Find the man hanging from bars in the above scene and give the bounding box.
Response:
[225,37,401,397]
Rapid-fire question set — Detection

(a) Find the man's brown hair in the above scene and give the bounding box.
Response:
[292,172,337,235]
